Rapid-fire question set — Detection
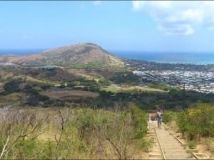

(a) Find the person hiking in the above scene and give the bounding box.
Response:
[156,109,162,128]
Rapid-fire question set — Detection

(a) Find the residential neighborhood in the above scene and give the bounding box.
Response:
[131,61,214,93]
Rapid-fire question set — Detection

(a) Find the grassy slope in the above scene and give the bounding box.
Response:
[102,84,167,93]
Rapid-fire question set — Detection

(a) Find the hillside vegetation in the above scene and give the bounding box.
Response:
[163,103,214,152]
[0,105,148,159]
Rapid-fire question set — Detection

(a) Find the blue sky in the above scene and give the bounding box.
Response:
[1,1,214,53]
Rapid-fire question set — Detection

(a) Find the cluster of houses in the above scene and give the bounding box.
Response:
[133,70,214,93]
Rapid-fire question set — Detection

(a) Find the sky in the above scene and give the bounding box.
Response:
[1,1,214,53]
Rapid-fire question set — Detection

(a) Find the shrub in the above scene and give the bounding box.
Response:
[129,105,148,139]
[176,103,214,140]
[3,79,22,94]
[162,111,176,124]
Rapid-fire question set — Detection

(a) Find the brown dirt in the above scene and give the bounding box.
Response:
[196,138,214,159]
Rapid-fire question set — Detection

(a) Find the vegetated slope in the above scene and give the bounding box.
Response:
[12,43,124,68]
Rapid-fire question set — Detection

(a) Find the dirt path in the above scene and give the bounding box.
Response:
[148,120,194,159]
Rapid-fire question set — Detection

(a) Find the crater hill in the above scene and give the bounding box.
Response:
[11,43,124,69]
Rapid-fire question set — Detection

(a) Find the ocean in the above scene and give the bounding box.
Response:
[112,51,214,65]
[0,49,214,65]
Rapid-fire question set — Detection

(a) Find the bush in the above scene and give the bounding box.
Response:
[176,103,214,140]
[162,111,176,124]
[3,79,22,94]
[129,105,148,139]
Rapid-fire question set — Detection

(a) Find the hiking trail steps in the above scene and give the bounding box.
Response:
[148,120,195,160]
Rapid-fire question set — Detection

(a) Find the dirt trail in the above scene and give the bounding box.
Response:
[148,120,194,159]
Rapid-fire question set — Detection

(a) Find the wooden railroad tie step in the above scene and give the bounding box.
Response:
[149,153,162,158]
[192,152,210,159]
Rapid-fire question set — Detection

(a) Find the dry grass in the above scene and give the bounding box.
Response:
[0,93,22,105]
[41,89,99,100]
[25,76,59,86]
[67,69,102,80]
[102,84,167,93]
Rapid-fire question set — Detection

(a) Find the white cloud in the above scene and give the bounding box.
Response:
[132,1,214,35]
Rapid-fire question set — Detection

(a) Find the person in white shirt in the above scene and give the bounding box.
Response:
[156,109,162,128]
